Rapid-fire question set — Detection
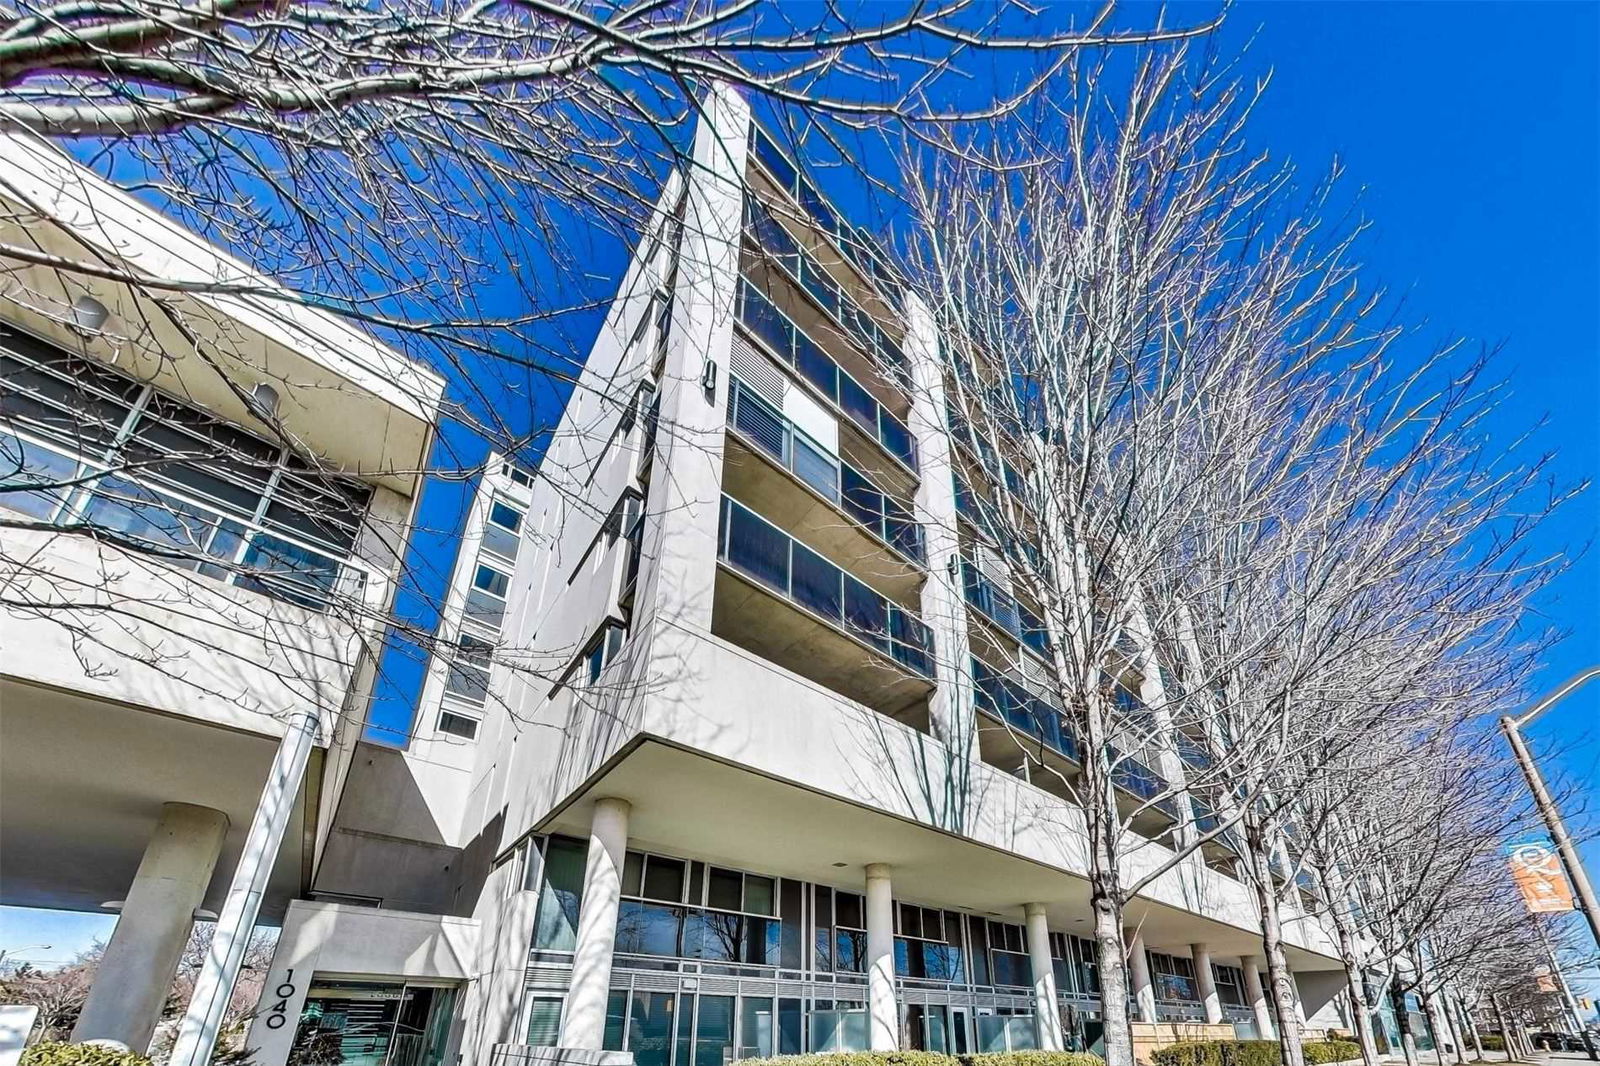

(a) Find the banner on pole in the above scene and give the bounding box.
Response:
[1507,838,1576,914]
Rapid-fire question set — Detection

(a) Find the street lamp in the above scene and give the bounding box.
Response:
[1501,665,1600,952]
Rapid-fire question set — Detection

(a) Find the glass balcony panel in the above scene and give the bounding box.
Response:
[879,412,915,467]
[791,434,839,502]
[80,476,219,557]
[239,530,343,609]
[838,373,878,436]
[723,499,791,593]
[482,522,521,561]
[751,129,797,191]
[739,284,792,362]
[794,331,838,403]
[790,541,842,622]
[0,428,79,520]
[842,575,888,650]
[840,465,880,528]
[464,588,506,628]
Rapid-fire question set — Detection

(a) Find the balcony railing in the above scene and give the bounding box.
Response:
[736,278,918,473]
[971,656,1078,762]
[717,495,934,678]
[728,377,924,565]
[1192,800,1244,855]
[960,559,1050,659]
[745,196,905,373]
[747,126,905,313]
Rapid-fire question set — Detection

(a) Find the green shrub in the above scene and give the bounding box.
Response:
[20,1044,154,1066]
[1149,1041,1281,1066]
[1478,1036,1505,1052]
[740,1053,957,1066]
[963,1053,1104,1066]
[1301,1040,1362,1064]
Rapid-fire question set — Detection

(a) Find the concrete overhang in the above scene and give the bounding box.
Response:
[0,678,313,918]
[536,736,1343,972]
[0,134,444,496]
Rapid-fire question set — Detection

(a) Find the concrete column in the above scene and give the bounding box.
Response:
[1024,904,1064,1050]
[1192,943,1223,1025]
[74,802,229,1051]
[865,863,899,1051]
[559,797,631,1050]
[905,293,976,779]
[1242,956,1276,1040]
[1127,930,1157,1023]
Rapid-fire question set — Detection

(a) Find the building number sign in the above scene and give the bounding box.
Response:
[264,969,297,1029]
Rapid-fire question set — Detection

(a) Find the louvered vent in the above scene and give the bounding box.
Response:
[730,334,786,406]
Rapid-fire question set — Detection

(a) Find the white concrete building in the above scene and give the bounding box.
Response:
[0,133,444,1052]
[236,87,1359,1066]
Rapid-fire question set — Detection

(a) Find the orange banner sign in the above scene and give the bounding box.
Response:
[1507,839,1576,914]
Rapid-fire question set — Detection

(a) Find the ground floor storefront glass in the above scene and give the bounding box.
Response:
[287,980,457,1066]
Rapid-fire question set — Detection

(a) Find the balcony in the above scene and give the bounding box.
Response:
[736,277,917,474]
[713,495,935,723]
[961,559,1050,659]
[725,377,924,587]
[746,126,904,314]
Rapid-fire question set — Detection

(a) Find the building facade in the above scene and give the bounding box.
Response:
[240,86,1356,1066]
[0,132,443,1052]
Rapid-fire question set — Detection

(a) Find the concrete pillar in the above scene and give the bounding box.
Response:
[559,797,631,1050]
[1242,956,1276,1040]
[865,863,898,1050]
[905,293,976,779]
[74,802,229,1051]
[1192,943,1223,1024]
[1025,904,1064,1050]
[1127,930,1157,1023]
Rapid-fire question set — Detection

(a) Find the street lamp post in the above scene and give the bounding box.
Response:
[1500,666,1600,952]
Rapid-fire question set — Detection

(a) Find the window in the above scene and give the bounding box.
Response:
[1,330,372,612]
[489,500,523,533]
[532,836,588,951]
[1214,964,1246,1006]
[526,998,563,1046]
[473,563,510,598]
[580,623,627,685]
[483,498,524,560]
[437,709,480,740]
[500,461,534,488]
[1149,951,1198,1002]
[444,632,494,706]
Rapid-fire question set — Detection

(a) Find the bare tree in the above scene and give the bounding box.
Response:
[900,41,1570,1066]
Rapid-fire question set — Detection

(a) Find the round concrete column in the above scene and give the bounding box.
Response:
[1242,955,1276,1039]
[1192,943,1223,1024]
[1024,904,1064,1050]
[559,797,631,1050]
[1126,930,1157,1023]
[865,864,899,1051]
[72,802,230,1051]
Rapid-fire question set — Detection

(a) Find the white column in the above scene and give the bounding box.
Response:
[905,293,976,774]
[865,863,899,1051]
[1127,930,1157,1023]
[560,797,632,1049]
[73,802,230,1051]
[1025,904,1064,1050]
[171,709,318,1066]
[1192,943,1223,1025]
[1243,955,1276,1039]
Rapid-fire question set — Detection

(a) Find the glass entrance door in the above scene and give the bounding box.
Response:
[289,981,457,1066]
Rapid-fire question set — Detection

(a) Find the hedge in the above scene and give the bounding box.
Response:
[741,1053,1104,1066]
[963,1054,1104,1066]
[1151,1040,1367,1066]
[1301,1040,1362,1064]
[20,1044,154,1066]
[1150,1041,1281,1066]
[1478,1036,1506,1052]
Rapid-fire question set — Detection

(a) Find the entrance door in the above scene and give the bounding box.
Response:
[950,1008,972,1056]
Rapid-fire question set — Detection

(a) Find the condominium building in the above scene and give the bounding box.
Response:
[0,133,444,1051]
[238,86,1357,1066]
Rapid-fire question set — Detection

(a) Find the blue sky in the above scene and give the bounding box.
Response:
[5,0,1598,1003]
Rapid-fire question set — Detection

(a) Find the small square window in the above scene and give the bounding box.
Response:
[489,500,523,533]
[642,856,686,902]
[438,710,480,740]
[473,563,509,598]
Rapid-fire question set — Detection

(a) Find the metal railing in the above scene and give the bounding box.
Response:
[717,494,934,678]
[728,378,924,565]
[971,656,1078,762]
[736,278,917,472]
[960,558,1050,658]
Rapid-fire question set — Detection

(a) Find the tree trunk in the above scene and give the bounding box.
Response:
[1490,994,1514,1062]
[1463,997,1486,1062]
[1330,903,1381,1066]
[1094,882,1135,1066]
[1246,827,1305,1066]
[1393,983,1421,1066]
